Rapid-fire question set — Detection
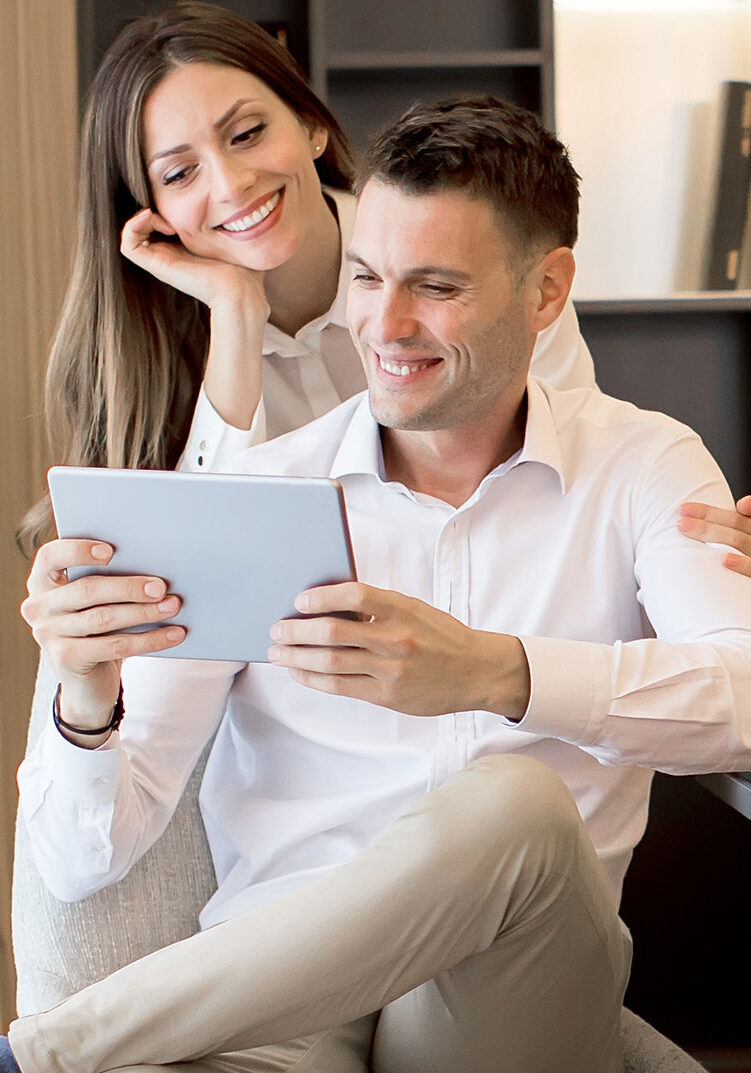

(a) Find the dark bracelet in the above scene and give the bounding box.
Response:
[52,682,125,737]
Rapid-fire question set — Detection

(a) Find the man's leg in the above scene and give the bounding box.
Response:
[372,859,628,1073]
[9,755,629,1073]
[118,1014,378,1073]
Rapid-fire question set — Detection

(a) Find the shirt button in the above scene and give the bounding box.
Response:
[92,776,110,786]
[92,843,108,853]
[199,440,209,451]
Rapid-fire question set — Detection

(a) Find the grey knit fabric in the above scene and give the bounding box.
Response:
[12,656,217,1015]
[12,657,706,1071]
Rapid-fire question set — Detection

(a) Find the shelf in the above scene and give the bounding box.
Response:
[575,292,751,315]
[326,49,544,71]
[696,773,751,823]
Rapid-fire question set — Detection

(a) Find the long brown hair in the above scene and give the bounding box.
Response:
[18,1,354,554]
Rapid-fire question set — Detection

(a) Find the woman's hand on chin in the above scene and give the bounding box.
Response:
[120,207,269,318]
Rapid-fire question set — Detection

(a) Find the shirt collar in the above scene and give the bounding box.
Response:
[329,377,567,493]
[330,392,383,480]
[512,376,568,494]
[325,187,356,330]
[261,187,354,357]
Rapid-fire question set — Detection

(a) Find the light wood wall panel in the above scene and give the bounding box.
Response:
[0,0,78,1025]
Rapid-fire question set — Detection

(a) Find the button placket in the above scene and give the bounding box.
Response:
[431,515,462,784]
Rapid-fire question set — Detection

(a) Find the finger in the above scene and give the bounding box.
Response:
[722,552,751,579]
[27,539,114,596]
[294,582,394,619]
[678,502,751,531]
[52,595,181,639]
[284,667,378,702]
[269,614,374,649]
[677,515,751,555]
[50,625,187,672]
[736,495,751,517]
[22,575,171,628]
[267,642,376,677]
[35,573,172,615]
[121,208,175,249]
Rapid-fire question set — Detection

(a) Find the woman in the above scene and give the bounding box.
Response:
[18,0,594,554]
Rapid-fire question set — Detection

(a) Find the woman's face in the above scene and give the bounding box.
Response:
[141,62,329,271]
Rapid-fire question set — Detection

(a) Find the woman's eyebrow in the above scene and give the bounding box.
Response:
[213,97,262,130]
[147,98,263,166]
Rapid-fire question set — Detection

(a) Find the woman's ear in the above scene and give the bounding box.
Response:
[309,125,329,159]
[529,247,575,333]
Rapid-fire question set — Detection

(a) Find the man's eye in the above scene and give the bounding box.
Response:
[352,273,379,285]
[232,123,266,145]
[421,283,455,297]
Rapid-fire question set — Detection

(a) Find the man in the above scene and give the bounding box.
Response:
[6,96,751,1073]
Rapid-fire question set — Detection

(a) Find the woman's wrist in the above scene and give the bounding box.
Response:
[204,296,266,430]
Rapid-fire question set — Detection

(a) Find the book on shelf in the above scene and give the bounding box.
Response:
[705,81,751,290]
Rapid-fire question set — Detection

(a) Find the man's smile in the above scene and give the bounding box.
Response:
[376,353,443,379]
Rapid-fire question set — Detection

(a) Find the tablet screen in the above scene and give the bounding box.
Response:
[47,467,357,662]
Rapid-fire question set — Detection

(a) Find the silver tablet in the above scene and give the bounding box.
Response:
[47,466,357,662]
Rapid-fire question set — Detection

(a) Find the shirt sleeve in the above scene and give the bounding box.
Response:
[177,385,267,473]
[17,655,242,902]
[529,298,597,392]
[515,429,751,774]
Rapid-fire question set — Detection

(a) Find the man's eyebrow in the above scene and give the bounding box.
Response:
[345,250,370,266]
[147,98,261,166]
[345,250,471,283]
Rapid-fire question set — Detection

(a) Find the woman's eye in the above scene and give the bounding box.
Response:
[232,123,266,146]
[162,164,194,187]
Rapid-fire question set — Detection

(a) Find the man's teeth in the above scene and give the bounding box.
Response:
[380,358,428,376]
[221,192,281,232]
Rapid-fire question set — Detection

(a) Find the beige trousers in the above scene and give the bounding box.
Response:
[10,755,632,1073]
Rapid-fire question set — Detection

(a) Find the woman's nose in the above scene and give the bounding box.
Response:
[212,156,256,203]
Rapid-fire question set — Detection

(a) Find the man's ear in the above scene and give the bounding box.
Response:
[528,247,575,334]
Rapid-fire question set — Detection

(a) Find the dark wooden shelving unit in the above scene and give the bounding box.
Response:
[308,0,554,147]
[575,294,751,498]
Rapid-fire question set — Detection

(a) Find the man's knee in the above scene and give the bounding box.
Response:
[397,754,587,885]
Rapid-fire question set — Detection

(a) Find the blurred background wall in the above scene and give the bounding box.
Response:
[0,0,78,1026]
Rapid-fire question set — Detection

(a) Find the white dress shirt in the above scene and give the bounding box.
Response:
[178,188,596,472]
[19,380,751,924]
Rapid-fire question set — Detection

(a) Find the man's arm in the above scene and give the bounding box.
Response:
[269,434,751,776]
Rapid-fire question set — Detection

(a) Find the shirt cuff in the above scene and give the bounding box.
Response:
[178,386,266,472]
[515,635,613,744]
[38,719,122,805]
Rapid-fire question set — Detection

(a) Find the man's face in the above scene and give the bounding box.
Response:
[346,180,536,433]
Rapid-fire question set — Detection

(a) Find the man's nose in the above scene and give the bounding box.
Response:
[374,290,417,344]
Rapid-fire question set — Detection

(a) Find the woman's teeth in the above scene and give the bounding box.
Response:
[221,191,281,232]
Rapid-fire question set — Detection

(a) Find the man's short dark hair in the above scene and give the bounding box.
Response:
[356,96,580,264]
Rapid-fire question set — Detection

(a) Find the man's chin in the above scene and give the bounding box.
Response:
[368,398,454,432]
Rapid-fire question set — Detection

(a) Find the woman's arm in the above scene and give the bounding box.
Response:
[19,537,238,899]
[121,209,270,470]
